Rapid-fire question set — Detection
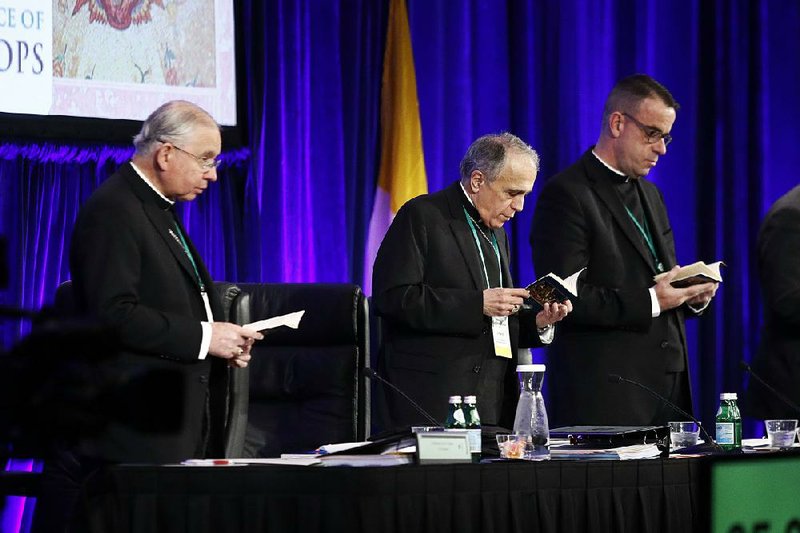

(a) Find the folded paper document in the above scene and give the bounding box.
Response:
[525,268,584,308]
[243,310,305,332]
[654,261,724,288]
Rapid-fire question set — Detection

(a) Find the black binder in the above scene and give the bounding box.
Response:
[550,425,668,446]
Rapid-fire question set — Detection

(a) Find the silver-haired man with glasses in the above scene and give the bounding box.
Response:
[33,100,261,532]
[530,74,718,428]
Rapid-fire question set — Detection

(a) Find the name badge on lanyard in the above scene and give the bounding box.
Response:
[492,316,512,359]
[463,208,512,359]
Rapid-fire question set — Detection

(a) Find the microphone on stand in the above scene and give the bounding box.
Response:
[364,368,441,427]
[740,360,800,416]
[608,373,721,451]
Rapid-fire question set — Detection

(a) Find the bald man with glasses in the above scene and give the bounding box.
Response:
[529,74,718,428]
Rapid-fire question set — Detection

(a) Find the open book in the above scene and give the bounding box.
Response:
[525,268,584,308]
[243,310,305,332]
[654,261,724,288]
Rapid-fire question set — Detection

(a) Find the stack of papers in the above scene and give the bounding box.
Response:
[181,457,321,466]
[318,454,414,467]
[742,438,800,453]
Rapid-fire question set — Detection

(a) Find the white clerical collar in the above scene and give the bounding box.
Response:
[591,150,630,182]
[459,181,476,207]
[130,162,174,205]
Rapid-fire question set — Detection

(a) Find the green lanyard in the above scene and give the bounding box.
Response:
[463,207,503,288]
[173,222,206,292]
[624,207,664,272]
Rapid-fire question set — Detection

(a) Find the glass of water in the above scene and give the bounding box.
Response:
[669,421,700,451]
[764,419,798,449]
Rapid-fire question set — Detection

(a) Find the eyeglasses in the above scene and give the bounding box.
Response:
[621,113,673,146]
[158,139,221,170]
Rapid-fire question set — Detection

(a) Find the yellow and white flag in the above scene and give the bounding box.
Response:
[363,0,428,295]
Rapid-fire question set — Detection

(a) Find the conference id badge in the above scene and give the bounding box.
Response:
[491,317,512,359]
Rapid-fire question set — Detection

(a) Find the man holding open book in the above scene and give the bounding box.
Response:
[530,75,719,427]
[373,133,571,431]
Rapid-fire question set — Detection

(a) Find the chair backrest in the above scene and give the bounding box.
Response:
[53,280,249,459]
[211,283,250,458]
[53,279,76,316]
[228,283,370,457]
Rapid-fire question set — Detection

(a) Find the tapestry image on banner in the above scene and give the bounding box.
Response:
[53,0,216,87]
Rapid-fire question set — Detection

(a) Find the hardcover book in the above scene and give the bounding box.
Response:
[525,268,584,309]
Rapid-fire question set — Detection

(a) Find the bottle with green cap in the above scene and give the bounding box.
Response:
[715,392,742,451]
[463,395,481,463]
[444,395,466,430]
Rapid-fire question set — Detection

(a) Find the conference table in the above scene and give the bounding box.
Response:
[84,456,702,533]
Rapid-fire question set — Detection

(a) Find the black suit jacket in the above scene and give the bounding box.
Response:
[530,149,691,426]
[748,185,800,419]
[70,163,225,463]
[373,182,541,428]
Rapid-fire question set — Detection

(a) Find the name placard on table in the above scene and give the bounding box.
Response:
[415,431,471,464]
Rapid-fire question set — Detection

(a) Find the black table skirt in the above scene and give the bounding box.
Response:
[85,458,701,533]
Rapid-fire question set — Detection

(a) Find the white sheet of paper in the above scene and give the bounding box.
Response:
[243,310,305,332]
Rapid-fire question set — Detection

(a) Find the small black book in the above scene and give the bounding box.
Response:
[524,268,584,309]
[653,260,724,288]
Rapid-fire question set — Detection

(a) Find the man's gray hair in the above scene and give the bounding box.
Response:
[459,133,539,183]
[133,100,219,155]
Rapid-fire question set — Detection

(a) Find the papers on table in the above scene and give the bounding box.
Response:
[318,454,414,467]
[742,438,800,453]
[181,457,321,466]
[316,441,371,455]
[243,310,305,332]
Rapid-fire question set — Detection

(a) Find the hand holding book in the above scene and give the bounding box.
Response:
[653,262,722,311]
[524,268,585,309]
[653,261,724,288]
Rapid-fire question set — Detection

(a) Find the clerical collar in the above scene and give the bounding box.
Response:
[591,150,631,184]
[458,181,486,227]
[130,162,174,206]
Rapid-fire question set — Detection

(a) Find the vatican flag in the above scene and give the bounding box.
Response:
[363,0,428,295]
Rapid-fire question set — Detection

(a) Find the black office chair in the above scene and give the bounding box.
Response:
[226,283,370,457]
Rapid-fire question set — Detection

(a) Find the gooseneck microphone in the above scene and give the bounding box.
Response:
[608,373,721,450]
[740,360,800,416]
[364,368,441,426]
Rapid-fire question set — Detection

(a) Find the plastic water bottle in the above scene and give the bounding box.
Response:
[512,364,550,460]
[463,395,481,463]
[715,392,742,451]
[444,395,466,429]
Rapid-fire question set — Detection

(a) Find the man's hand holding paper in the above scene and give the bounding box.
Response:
[243,310,305,333]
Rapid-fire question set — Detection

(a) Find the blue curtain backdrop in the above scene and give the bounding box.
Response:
[2,2,800,526]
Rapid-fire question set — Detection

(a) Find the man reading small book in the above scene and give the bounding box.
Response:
[373,133,571,430]
[530,75,718,427]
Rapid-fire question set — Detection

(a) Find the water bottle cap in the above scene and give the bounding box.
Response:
[463,395,477,403]
[720,392,738,400]
[516,364,546,372]
[448,395,463,403]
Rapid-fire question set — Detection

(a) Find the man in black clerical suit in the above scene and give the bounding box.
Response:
[373,133,571,430]
[747,185,800,419]
[530,75,718,427]
[33,101,262,532]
